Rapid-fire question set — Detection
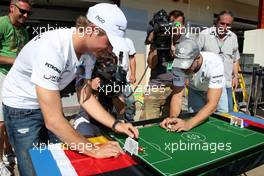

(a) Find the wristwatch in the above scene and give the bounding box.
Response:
[112,120,123,132]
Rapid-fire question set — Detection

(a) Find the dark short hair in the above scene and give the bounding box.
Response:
[169,10,185,24]
[216,10,234,23]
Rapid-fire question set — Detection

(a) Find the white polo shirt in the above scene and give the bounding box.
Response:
[2,28,96,109]
[113,38,136,81]
[173,52,225,92]
[197,27,240,88]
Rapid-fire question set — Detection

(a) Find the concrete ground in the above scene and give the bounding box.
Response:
[246,164,264,176]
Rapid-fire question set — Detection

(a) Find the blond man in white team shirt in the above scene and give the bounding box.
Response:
[2,3,138,176]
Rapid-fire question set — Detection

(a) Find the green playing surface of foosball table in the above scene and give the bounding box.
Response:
[109,116,264,176]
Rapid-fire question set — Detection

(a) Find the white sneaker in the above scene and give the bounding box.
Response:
[0,162,11,176]
[3,153,17,166]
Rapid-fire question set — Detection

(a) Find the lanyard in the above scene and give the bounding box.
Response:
[214,37,226,54]
[213,30,230,55]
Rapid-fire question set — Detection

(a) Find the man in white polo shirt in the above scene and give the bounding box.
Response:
[2,3,138,176]
[160,38,225,132]
[197,10,240,112]
[113,37,136,122]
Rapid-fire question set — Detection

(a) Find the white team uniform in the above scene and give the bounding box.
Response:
[173,51,225,90]
[2,28,96,109]
[112,38,136,82]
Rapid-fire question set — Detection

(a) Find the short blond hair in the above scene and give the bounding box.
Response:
[75,16,106,36]
[11,0,32,6]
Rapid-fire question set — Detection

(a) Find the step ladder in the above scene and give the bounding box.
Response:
[232,65,250,114]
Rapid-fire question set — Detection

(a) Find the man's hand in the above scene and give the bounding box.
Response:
[91,77,101,90]
[160,118,192,132]
[115,122,139,139]
[160,117,176,129]
[90,141,124,158]
[232,77,239,90]
[129,75,136,84]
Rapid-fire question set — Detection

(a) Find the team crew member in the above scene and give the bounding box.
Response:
[74,37,137,136]
[113,37,137,122]
[73,37,137,136]
[0,0,31,175]
[197,10,240,112]
[2,3,138,176]
[140,10,186,120]
[161,38,225,132]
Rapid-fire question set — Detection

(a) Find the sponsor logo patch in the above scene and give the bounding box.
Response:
[45,62,61,74]
[43,74,61,82]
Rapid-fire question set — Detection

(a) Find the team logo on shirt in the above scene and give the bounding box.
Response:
[212,75,223,79]
[43,74,61,82]
[211,74,223,84]
[45,62,61,74]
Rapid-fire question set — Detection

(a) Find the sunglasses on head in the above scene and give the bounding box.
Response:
[14,4,31,16]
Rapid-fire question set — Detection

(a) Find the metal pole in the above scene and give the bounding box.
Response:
[258,0,264,28]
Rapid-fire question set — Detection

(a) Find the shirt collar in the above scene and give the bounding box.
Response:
[210,27,231,39]
[175,34,187,44]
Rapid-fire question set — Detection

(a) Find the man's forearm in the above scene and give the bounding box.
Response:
[36,86,97,156]
[78,84,115,128]
[188,101,216,128]
[170,95,182,118]
[233,60,239,78]
[81,94,115,128]
[0,56,15,65]
[169,88,184,118]
[147,50,158,69]
[188,88,221,128]
[129,57,136,77]
[46,113,93,154]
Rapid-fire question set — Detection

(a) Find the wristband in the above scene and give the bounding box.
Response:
[112,120,122,131]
